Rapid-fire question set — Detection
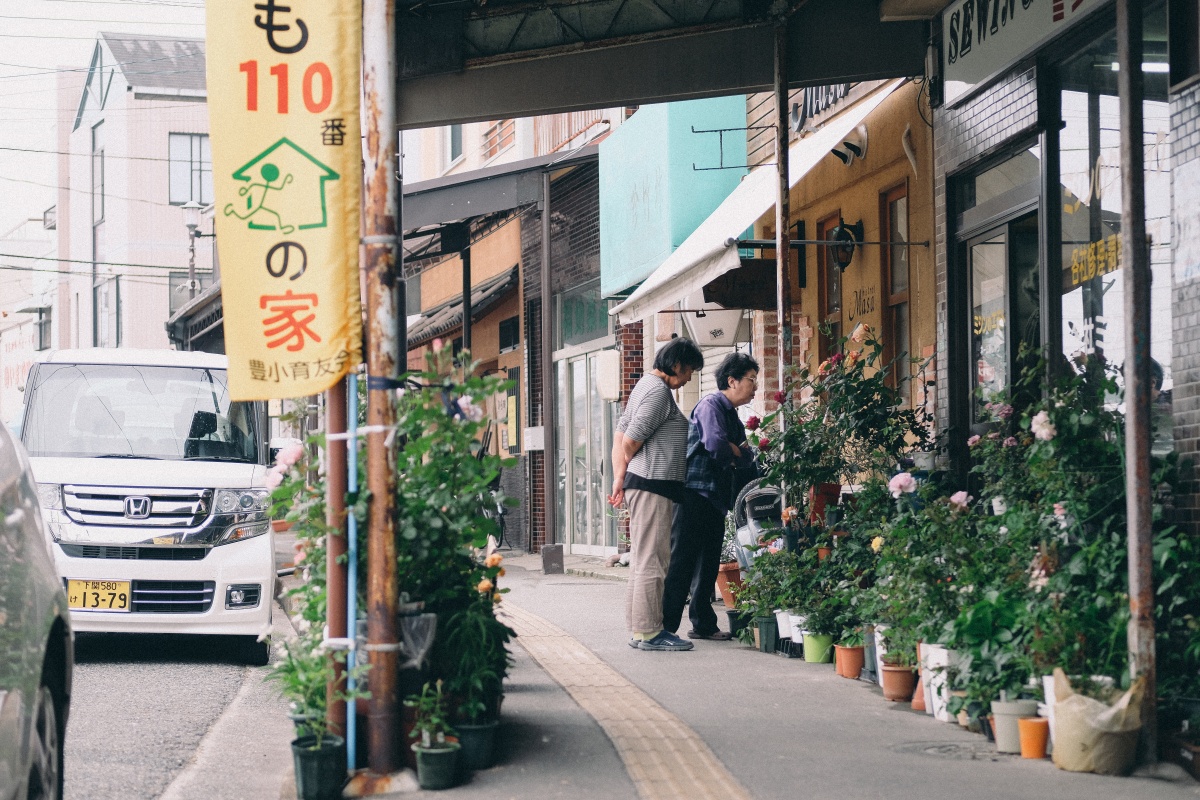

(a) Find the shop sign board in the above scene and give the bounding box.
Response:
[942,0,1105,104]
[206,0,363,400]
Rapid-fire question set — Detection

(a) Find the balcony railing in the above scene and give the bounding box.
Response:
[533,110,605,155]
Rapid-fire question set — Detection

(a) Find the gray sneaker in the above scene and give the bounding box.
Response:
[628,638,641,649]
[639,630,694,651]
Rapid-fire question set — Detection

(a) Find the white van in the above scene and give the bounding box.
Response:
[20,349,274,664]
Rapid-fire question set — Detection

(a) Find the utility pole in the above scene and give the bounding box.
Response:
[1116,0,1156,764]
[773,17,793,386]
[361,0,401,776]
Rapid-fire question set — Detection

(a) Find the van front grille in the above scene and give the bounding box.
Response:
[63,486,212,528]
[131,580,215,613]
[59,545,209,561]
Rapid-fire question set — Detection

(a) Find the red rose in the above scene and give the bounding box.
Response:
[830,352,843,364]
[772,390,786,404]
[758,437,770,449]
[746,415,761,431]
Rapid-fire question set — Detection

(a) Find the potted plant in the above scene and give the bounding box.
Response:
[731,549,796,652]
[879,628,919,702]
[715,517,744,609]
[272,640,351,800]
[834,629,866,679]
[406,680,461,790]
[442,560,515,772]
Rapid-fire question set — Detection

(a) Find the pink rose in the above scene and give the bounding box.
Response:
[1003,436,1018,447]
[967,435,981,447]
[264,467,285,490]
[1031,410,1057,441]
[949,491,973,510]
[275,443,306,469]
[1053,502,1067,517]
[888,472,917,498]
[987,431,1000,440]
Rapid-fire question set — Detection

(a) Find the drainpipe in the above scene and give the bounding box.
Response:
[362,0,401,775]
[1116,0,1156,765]
[325,378,347,740]
[462,246,472,352]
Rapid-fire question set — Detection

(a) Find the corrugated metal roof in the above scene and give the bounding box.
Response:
[408,266,519,348]
[101,32,206,92]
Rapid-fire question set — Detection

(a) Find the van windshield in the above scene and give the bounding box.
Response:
[22,363,259,462]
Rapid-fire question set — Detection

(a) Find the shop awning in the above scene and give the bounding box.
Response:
[611,79,902,325]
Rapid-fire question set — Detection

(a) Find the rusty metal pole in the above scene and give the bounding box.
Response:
[1116,0,1156,765]
[773,18,793,386]
[541,170,556,547]
[325,378,348,738]
[362,0,401,775]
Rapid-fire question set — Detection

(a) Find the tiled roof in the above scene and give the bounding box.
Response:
[101,33,205,92]
[408,266,519,348]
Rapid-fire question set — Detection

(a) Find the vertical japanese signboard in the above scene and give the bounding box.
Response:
[207,0,362,400]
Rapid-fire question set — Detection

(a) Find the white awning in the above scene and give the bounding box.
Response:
[611,79,903,324]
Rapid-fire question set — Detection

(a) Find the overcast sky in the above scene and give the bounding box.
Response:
[0,0,205,235]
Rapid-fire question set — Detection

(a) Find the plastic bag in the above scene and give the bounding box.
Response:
[1051,668,1144,775]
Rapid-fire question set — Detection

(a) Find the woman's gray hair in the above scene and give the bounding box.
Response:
[653,337,705,376]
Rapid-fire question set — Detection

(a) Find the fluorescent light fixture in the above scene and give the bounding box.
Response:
[1110,61,1170,73]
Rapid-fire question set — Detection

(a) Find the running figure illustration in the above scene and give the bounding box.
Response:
[224,162,295,233]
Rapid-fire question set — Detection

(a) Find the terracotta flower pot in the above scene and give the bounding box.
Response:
[834,645,865,679]
[808,483,842,524]
[816,546,832,561]
[271,519,292,533]
[714,562,743,607]
[880,664,917,702]
[911,676,927,711]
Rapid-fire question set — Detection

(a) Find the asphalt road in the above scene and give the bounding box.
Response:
[63,613,293,800]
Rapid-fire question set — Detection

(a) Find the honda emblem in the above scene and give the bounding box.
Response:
[124,496,151,519]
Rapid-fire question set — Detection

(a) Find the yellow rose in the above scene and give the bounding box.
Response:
[492,593,502,604]
[497,567,506,577]
[477,578,494,593]
[485,553,504,568]
[870,536,885,553]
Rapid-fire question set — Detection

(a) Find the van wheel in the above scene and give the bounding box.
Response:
[240,636,271,667]
[27,685,62,800]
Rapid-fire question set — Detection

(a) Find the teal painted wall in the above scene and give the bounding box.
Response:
[600,95,746,298]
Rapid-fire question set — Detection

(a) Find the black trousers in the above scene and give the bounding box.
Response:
[662,488,725,635]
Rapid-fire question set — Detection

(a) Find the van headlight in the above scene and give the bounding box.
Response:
[214,489,270,515]
[36,483,61,511]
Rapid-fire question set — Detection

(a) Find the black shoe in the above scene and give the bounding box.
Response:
[688,629,734,640]
[639,631,694,651]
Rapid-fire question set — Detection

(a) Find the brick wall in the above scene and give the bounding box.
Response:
[751,309,812,412]
[1172,81,1200,535]
[519,161,602,551]
[932,66,1040,439]
[617,320,644,400]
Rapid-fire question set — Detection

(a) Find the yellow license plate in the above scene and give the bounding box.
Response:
[67,580,131,612]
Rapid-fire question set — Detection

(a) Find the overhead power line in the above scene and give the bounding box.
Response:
[0,250,198,272]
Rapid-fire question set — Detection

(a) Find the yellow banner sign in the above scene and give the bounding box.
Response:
[206,0,362,400]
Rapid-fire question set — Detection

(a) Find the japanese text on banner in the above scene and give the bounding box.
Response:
[206,0,362,400]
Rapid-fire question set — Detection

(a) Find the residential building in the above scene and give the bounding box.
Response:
[0,215,56,425]
[61,33,212,354]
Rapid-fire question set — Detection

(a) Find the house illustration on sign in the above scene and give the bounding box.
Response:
[224,138,340,233]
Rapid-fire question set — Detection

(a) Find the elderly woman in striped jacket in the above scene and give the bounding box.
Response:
[608,337,705,652]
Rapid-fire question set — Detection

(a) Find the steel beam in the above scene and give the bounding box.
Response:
[540,170,557,548]
[1116,0,1156,765]
[362,0,402,776]
[396,0,927,128]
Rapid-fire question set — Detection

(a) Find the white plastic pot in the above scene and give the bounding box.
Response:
[788,612,807,644]
[923,645,954,723]
[774,609,791,642]
[873,624,890,679]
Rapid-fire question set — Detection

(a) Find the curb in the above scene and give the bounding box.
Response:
[565,567,629,583]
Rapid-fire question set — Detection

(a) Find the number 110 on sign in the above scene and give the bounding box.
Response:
[239,60,332,114]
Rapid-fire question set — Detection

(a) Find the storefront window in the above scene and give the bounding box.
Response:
[1057,3,1172,451]
[882,187,910,388]
[557,280,611,348]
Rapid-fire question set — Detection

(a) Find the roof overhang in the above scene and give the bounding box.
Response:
[395,0,930,128]
[611,79,903,324]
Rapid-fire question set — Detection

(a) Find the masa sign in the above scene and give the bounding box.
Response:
[942,0,1103,104]
[207,0,362,400]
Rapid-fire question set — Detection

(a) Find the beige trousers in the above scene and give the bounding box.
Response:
[624,489,674,636]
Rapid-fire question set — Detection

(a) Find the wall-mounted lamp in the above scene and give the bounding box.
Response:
[831,124,869,165]
[828,218,863,271]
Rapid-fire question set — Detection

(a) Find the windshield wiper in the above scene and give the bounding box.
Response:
[182,455,255,463]
[95,453,161,460]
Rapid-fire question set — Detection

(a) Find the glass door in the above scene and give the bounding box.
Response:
[558,352,617,555]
